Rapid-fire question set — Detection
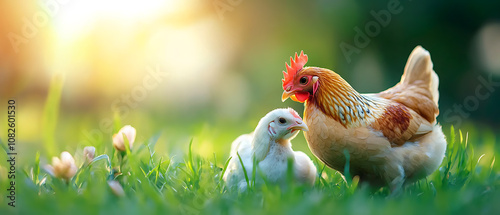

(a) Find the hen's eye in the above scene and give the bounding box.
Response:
[299,76,308,85]
[278,117,286,124]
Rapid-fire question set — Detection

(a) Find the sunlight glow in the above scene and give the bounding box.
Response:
[43,0,238,111]
[53,0,182,41]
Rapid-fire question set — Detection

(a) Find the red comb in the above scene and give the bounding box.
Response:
[282,51,308,88]
[289,108,302,119]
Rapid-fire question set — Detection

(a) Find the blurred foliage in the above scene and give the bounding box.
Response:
[0,0,500,213]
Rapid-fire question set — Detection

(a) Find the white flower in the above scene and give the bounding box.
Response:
[45,151,78,180]
[112,125,136,151]
[83,146,96,164]
[107,180,125,197]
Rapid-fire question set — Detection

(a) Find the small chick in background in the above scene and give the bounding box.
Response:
[223,108,317,191]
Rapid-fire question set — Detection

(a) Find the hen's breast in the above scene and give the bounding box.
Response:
[303,103,392,177]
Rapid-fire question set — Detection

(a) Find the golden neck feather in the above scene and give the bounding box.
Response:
[306,69,384,127]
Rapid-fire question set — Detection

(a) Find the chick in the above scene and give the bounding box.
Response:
[223,108,317,191]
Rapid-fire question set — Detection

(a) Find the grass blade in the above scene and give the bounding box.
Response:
[90,154,112,170]
[343,149,352,185]
[147,132,162,156]
[219,156,232,183]
[188,138,197,178]
[155,157,162,184]
[34,152,40,184]
[237,152,250,191]
[42,74,64,157]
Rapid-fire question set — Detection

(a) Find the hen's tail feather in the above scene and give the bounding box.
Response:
[377,46,440,123]
[430,69,439,106]
[401,46,440,107]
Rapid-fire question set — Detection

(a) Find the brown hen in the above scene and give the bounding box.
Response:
[281,46,447,191]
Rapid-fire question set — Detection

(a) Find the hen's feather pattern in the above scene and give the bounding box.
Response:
[291,46,446,190]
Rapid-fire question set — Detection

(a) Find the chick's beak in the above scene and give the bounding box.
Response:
[287,120,309,132]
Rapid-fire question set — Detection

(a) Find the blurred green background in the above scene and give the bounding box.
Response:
[0,0,499,166]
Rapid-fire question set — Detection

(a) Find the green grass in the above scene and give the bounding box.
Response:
[1,78,499,215]
[0,125,499,214]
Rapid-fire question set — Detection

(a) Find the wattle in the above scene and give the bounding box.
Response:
[293,92,310,103]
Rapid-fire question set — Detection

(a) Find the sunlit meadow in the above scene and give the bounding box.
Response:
[1,0,500,214]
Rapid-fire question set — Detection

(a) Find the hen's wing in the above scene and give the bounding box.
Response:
[366,96,434,146]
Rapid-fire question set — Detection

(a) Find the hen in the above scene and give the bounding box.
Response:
[281,46,446,191]
[223,108,317,191]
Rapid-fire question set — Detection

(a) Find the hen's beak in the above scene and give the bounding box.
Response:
[282,90,297,102]
[287,120,309,132]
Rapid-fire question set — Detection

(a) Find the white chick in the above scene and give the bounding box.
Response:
[223,108,317,191]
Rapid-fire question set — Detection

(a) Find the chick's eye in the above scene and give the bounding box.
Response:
[299,76,308,85]
[278,117,286,124]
